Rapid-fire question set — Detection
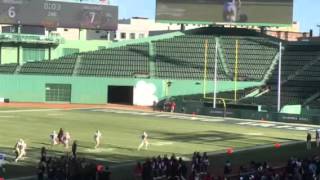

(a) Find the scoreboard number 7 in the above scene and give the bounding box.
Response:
[8,6,16,18]
[89,12,96,23]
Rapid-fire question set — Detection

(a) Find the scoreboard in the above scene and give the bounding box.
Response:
[156,0,293,25]
[0,0,118,30]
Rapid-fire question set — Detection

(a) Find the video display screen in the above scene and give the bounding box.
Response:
[156,0,293,24]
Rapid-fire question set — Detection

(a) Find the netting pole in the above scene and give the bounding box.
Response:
[203,39,209,98]
[277,42,282,112]
[213,40,218,109]
[234,40,239,102]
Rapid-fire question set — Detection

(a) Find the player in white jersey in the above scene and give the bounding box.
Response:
[94,130,102,149]
[223,0,241,22]
[63,132,71,149]
[138,132,149,151]
[14,139,27,162]
[50,130,58,146]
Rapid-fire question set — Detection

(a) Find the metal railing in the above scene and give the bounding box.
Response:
[0,33,63,44]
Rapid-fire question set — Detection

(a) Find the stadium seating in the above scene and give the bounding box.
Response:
[154,35,230,80]
[241,45,320,107]
[186,27,259,36]
[78,43,149,77]
[19,54,77,76]
[0,63,18,74]
[219,36,278,81]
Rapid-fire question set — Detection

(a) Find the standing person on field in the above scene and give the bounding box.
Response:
[94,130,102,149]
[14,139,27,162]
[316,130,320,147]
[50,130,58,146]
[58,128,64,144]
[138,132,149,151]
[306,132,312,150]
[223,0,241,22]
[63,132,71,149]
[171,101,176,113]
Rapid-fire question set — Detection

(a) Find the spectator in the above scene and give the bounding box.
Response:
[307,132,312,150]
[316,130,320,147]
[134,161,143,180]
[72,140,77,159]
[224,160,232,175]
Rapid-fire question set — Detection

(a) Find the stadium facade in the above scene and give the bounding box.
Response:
[0,0,319,121]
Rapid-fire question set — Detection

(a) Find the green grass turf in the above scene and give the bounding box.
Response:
[0,108,307,179]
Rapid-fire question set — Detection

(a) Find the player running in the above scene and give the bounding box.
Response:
[138,132,149,151]
[63,132,71,149]
[58,128,64,144]
[223,0,241,22]
[94,130,102,149]
[50,130,58,146]
[14,139,27,162]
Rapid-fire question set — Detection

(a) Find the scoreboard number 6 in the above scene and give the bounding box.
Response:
[8,6,16,18]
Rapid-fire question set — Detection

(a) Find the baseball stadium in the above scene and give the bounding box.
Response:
[0,0,319,180]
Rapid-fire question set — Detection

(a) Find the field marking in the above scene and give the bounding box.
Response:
[227,117,320,128]
[244,132,264,136]
[274,125,293,129]
[84,148,114,153]
[47,113,64,116]
[0,115,16,118]
[292,127,311,131]
[92,109,224,123]
[0,109,61,113]
[91,109,318,132]
[152,141,174,146]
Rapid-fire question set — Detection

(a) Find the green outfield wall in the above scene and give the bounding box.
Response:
[0,74,260,105]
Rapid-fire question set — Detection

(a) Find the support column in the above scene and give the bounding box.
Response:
[48,47,51,61]
[0,45,2,64]
[17,46,20,64]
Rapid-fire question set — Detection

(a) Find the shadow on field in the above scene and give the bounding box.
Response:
[0,146,37,179]
[150,130,297,146]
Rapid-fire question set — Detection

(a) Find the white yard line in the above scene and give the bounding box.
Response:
[0,115,16,118]
[0,109,61,113]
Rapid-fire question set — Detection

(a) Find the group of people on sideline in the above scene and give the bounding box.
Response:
[37,151,110,180]
[134,152,210,180]
[306,130,320,150]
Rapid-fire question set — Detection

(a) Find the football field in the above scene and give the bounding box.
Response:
[0,106,317,179]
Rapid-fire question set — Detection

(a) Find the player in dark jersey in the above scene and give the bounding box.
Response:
[57,128,64,144]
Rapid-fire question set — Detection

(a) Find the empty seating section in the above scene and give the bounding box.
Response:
[78,43,149,77]
[220,36,278,81]
[19,54,77,76]
[186,27,258,36]
[0,63,18,74]
[241,47,320,106]
[268,50,317,83]
[154,35,229,80]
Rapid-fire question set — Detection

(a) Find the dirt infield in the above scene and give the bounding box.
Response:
[0,102,153,111]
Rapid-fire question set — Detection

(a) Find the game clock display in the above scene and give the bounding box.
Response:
[0,0,118,30]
